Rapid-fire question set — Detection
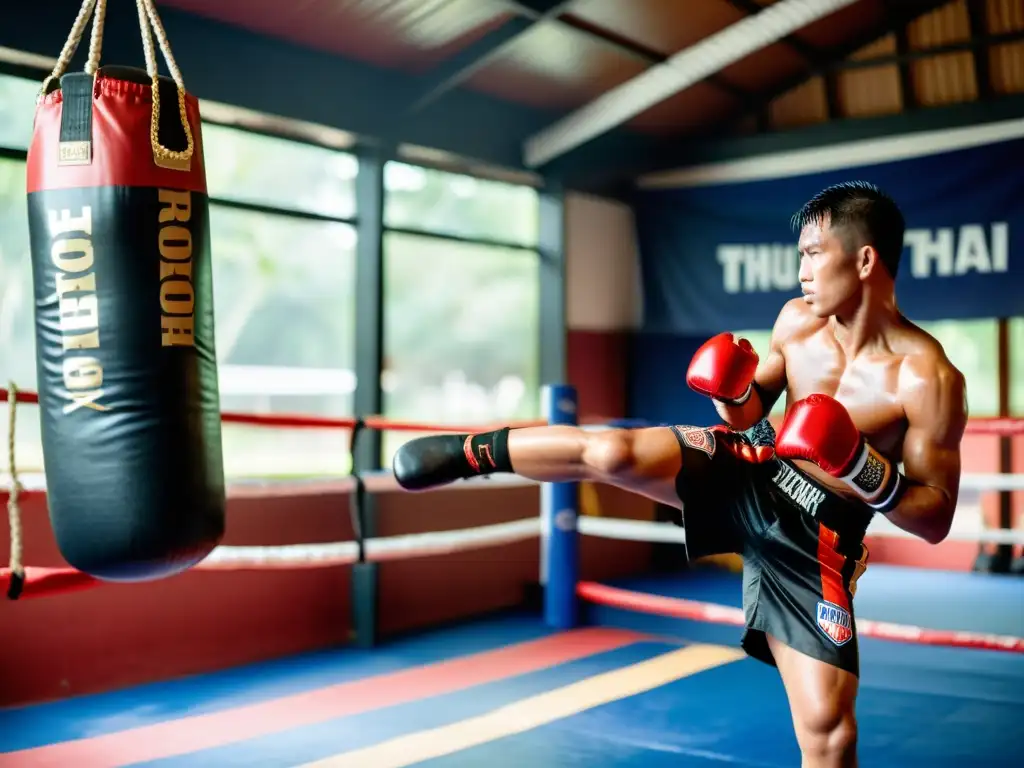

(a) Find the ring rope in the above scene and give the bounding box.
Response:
[577,581,1024,654]
[1,386,1021,435]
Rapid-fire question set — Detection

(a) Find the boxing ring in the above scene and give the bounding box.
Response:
[2,384,1023,767]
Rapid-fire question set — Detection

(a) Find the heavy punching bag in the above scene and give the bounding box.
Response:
[25,0,225,580]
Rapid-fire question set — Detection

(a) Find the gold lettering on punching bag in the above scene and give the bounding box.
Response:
[157,189,195,347]
[46,206,108,414]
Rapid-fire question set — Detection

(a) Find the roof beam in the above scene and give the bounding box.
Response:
[732,0,954,123]
[522,0,861,168]
[555,15,755,104]
[965,0,993,100]
[726,0,844,118]
[606,0,958,182]
[832,27,1024,69]
[723,0,826,62]
[408,0,572,112]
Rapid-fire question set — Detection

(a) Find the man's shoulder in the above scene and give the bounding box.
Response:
[773,298,826,342]
[896,323,967,402]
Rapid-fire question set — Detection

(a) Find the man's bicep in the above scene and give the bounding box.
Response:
[900,423,962,501]
[900,363,968,499]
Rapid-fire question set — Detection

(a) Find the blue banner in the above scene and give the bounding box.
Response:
[634,133,1024,333]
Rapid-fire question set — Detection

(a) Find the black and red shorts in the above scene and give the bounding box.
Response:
[670,421,873,677]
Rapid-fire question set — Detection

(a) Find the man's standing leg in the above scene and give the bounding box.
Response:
[767,635,859,768]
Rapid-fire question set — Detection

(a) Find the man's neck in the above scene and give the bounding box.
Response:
[831,285,899,356]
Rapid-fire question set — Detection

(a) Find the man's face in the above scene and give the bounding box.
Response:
[797,218,862,317]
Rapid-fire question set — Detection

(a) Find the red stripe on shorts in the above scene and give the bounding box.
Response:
[817,525,849,610]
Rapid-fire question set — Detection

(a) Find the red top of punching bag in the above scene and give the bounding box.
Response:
[26,74,208,195]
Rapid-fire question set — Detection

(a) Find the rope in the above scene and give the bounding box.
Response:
[577,581,1024,654]
[6,382,23,599]
[86,0,108,75]
[39,0,99,95]
[135,0,194,171]
[38,0,194,170]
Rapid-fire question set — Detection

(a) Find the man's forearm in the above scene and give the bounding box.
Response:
[883,484,954,545]
[713,388,765,431]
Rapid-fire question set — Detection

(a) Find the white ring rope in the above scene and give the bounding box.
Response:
[578,515,1024,546]
[577,516,687,544]
[3,474,1023,571]
[5,469,1024,494]
[197,518,541,570]
[193,512,1022,571]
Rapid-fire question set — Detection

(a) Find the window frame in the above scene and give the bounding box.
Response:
[376,159,547,467]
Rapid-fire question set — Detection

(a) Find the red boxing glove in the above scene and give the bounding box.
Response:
[686,333,759,405]
[776,394,905,512]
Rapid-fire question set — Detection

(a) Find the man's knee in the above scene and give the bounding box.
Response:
[797,700,857,761]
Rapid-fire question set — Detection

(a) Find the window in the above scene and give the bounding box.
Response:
[1010,318,1024,416]
[203,124,357,219]
[194,125,359,478]
[0,157,42,471]
[0,74,38,151]
[210,207,357,478]
[916,319,998,418]
[384,162,539,247]
[381,232,541,464]
[733,318,999,419]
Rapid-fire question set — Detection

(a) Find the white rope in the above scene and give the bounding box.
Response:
[577,516,686,544]
[578,515,1024,546]
[39,0,98,94]
[4,470,1024,495]
[198,518,541,570]
[193,511,1023,571]
[6,383,22,580]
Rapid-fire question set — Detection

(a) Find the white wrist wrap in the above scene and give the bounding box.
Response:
[718,382,752,407]
[840,442,904,512]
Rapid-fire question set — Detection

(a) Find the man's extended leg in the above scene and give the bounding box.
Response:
[393,426,686,507]
[767,634,859,768]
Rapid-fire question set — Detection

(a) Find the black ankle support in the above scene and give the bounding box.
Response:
[466,427,513,475]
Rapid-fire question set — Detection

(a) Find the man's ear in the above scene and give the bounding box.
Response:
[858,245,876,279]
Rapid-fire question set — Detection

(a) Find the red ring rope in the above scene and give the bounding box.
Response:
[2,387,1019,435]
[577,581,1024,654]
[0,387,547,433]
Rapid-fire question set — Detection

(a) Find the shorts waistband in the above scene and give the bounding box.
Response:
[766,459,874,539]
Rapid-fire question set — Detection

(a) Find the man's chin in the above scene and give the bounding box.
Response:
[803,297,830,317]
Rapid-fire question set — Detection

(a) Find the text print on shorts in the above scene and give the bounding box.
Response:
[816,600,853,646]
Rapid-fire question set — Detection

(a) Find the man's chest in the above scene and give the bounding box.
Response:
[782,338,907,454]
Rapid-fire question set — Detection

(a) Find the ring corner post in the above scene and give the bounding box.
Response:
[541,384,579,631]
[350,142,386,649]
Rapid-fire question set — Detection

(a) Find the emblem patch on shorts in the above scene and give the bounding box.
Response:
[816,600,853,646]
[675,426,716,457]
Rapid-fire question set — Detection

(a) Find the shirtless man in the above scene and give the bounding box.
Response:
[391,181,968,767]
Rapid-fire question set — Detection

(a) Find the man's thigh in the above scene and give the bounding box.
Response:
[667,425,754,559]
[741,508,866,677]
[767,633,859,747]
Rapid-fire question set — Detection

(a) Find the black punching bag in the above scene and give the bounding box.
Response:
[25,23,225,580]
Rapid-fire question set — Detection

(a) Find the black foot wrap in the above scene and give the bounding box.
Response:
[393,428,512,491]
